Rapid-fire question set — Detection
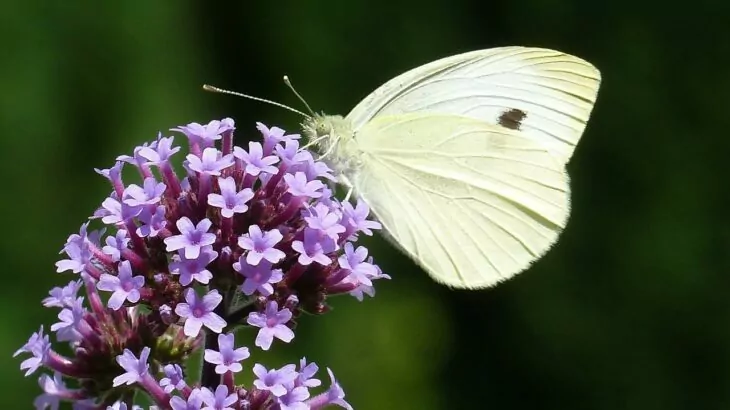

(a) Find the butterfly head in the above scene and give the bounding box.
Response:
[303,114,354,151]
[302,113,359,175]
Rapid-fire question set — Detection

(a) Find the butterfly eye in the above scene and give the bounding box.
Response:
[315,122,330,137]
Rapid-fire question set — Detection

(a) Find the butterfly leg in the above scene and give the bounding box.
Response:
[338,174,354,202]
[316,135,341,161]
[343,186,354,202]
[301,135,327,150]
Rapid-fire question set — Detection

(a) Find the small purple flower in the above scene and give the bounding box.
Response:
[113,347,150,387]
[323,368,353,410]
[50,298,86,342]
[291,228,337,266]
[173,120,232,147]
[97,261,145,310]
[257,122,300,153]
[349,280,381,301]
[187,147,234,176]
[55,245,86,275]
[234,141,279,176]
[164,217,216,259]
[63,223,102,249]
[170,388,204,410]
[160,364,186,394]
[233,259,283,296]
[94,161,124,184]
[284,172,324,198]
[346,256,390,301]
[317,187,339,209]
[139,135,181,164]
[42,280,82,308]
[98,196,141,226]
[207,176,254,218]
[123,177,166,207]
[237,225,285,265]
[199,385,237,410]
[204,333,250,374]
[169,247,218,286]
[102,230,130,262]
[14,326,50,376]
[137,205,167,238]
[277,386,310,410]
[55,242,93,275]
[175,289,227,337]
[338,243,378,287]
[247,301,294,350]
[98,197,124,225]
[117,141,157,167]
[275,139,310,168]
[294,156,336,182]
[252,363,298,397]
[304,203,346,241]
[296,358,321,388]
[342,199,382,236]
[34,372,70,410]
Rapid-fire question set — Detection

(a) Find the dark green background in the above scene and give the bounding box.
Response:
[3,1,729,409]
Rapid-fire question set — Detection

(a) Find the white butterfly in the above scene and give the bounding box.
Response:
[206,46,601,289]
[301,47,601,289]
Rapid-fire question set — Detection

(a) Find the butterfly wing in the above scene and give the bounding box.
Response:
[350,112,570,288]
[346,47,601,164]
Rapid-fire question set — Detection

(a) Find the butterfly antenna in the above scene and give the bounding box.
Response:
[202,84,309,118]
[283,75,317,117]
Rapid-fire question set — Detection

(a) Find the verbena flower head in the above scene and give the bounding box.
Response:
[16,118,387,409]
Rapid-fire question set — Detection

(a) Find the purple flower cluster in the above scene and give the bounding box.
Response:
[14,119,390,409]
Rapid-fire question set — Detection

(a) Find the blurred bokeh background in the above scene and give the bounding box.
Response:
[2,1,729,409]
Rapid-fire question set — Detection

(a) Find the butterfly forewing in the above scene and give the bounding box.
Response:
[346,46,601,164]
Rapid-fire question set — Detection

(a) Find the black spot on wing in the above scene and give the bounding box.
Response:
[498,108,527,130]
